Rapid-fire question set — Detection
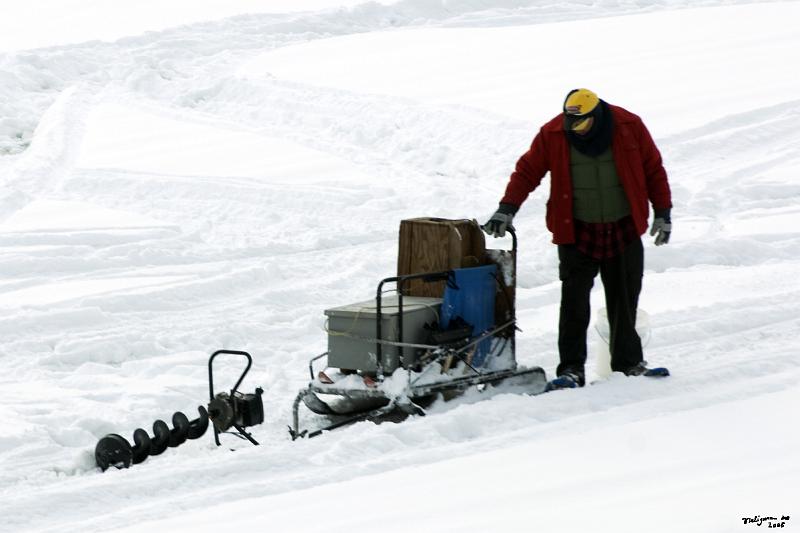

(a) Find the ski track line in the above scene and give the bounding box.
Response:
[0,1,773,158]
[665,99,800,213]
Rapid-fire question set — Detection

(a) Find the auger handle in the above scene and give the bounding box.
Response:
[208,349,253,399]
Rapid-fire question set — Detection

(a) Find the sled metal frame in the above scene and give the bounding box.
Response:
[290,229,546,439]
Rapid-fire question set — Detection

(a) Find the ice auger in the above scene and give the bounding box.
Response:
[94,350,264,471]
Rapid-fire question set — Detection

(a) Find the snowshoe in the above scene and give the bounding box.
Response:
[622,362,670,378]
[545,373,583,392]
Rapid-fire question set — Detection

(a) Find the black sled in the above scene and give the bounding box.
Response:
[290,225,547,439]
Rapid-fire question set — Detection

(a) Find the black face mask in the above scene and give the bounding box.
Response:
[563,106,598,133]
[564,100,613,157]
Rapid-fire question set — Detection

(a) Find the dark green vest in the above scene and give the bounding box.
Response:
[570,146,631,223]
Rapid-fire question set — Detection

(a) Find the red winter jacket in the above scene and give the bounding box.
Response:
[501,104,672,244]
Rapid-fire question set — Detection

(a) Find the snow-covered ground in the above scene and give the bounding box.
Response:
[1,1,799,532]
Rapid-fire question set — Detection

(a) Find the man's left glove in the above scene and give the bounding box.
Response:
[482,203,518,238]
[650,208,672,246]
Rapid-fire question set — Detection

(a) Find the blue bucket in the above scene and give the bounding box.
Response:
[440,264,496,367]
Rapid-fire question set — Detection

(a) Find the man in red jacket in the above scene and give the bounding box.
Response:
[483,88,672,389]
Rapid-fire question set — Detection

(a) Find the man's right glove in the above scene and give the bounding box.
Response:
[650,207,672,246]
[482,203,518,238]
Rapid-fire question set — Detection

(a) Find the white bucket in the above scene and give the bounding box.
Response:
[593,307,651,378]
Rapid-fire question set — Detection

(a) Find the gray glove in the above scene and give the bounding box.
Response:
[650,208,671,246]
[482,203,517,238]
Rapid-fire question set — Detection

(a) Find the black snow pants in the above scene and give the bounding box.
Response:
[556,237,644,375]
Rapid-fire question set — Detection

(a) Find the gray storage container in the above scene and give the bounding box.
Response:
[325,296,442,373]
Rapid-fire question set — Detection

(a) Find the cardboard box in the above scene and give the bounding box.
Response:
[397,218,486,298]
